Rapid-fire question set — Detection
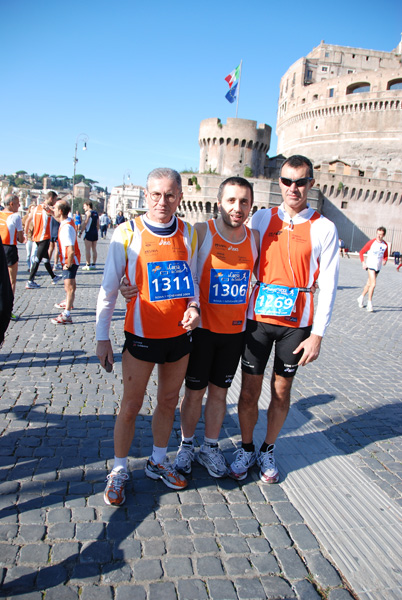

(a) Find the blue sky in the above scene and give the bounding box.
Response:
[1,0,401,191]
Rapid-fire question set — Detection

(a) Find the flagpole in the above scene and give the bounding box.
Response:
[235,60,242,118]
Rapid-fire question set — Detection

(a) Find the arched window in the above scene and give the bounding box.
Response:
[346,82,371,94]
[387,78,402,90]
[206,202,212,213]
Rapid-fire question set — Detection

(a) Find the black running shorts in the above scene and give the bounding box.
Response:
[123,330,192,364]
[241,319,311,378]
[186,328,245,390]
[3,245,18,267]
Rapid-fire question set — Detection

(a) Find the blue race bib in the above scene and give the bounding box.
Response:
[255,284,299,316]
[148,261,194,302]
[208,269,250,305]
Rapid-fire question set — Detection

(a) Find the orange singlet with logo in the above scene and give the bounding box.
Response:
[58,219,81,266]
[32,205,52,242]
[198,220,258,334]
[249,207,321,328]
[124,217,196,339]
[0,211,20,245]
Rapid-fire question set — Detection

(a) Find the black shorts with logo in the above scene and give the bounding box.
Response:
[241,319,311,378]
[123,330,192,364]
[186,327,245,390]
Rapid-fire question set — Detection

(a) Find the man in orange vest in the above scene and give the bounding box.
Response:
[0,194,24,319]
[24,191,62,289]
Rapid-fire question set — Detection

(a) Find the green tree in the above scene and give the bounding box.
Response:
[16,170,27,175]
[244,166,254,178]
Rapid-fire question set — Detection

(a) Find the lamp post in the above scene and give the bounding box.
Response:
[122,170,131,216]
[72,133,88,214]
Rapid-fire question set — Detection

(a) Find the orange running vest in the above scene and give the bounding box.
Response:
[124,217,197,339]
[58,219,81,266]
[249,207,321,328]
[198,220,258,334]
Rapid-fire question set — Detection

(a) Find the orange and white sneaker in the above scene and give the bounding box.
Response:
[104,470,129,506]
[145,456,187,489]
[51,312,73,325]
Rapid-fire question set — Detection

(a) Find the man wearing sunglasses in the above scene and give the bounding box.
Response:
[229,155,339,484]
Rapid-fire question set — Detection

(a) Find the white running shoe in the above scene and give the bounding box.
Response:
[229,448,257,481]
[82,265,91,271]
[52,275,63,285]
[257,446,279,484]
[197,444,228,478]
[367,302,374,312]
[173,441,195,475]
[26,280,40,289]
[357,295,364,308]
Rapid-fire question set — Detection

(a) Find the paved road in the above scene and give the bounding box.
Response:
[0,237,400,599]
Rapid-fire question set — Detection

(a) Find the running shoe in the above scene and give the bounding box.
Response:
[51,312,73,325]
[10,313,19,321]
[173,441,195,475]
[145,456,187,489]
[229,447,257,481]
[52,275,63,285]
[54,300,74,310]
[257,446,279,484]
[26,280,40,289]
[197,444,228,478]
[82,265,91,271]
[367,302,374,312]
[89,264,96,270]
[104,470,129,506]
[357,295,364,308]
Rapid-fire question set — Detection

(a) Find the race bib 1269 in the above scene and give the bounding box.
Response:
[208,268,250,305]
[148,260,194,302]
[255,284,299,316]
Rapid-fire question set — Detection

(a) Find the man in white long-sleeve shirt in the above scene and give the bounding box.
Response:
[96,168,200,506]
[229,155,339,484]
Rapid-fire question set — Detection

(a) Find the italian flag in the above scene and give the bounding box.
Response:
[225,64,240,88]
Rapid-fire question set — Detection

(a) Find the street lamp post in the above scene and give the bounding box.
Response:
[72,133,88,214]
[122,170,131,216]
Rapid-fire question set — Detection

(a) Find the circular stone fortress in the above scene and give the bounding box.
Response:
[178,37,402,252]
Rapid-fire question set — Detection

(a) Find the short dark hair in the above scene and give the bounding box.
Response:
[217,177,254,205]
[377,226,386,235]
[56,200,71,217]
[46,191,58,202]
[84,201,93,209]
[281,155,314,178]
[146,168,182,193]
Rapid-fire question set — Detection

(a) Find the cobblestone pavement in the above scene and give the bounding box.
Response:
[0,238,400,599]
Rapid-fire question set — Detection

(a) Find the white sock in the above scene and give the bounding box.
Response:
[151,445,167,465]
[63,310,71,317]
[113,456,127,472]
[203,436,218,447]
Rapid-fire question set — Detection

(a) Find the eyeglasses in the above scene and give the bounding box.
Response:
[148,192,177,203]
[279,176,313,188]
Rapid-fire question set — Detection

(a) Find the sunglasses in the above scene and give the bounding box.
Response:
[280,176,313,187]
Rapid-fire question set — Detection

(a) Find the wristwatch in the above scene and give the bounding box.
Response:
[188,303,200,315]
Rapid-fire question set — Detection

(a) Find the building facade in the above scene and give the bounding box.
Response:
[108,184,146,221]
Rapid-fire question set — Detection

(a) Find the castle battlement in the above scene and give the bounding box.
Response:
[199,118,271,178]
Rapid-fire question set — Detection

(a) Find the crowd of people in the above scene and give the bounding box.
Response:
[0,156,393,508]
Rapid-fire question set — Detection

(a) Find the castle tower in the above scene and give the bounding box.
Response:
[199,118,271,178]
[276,40,402,171]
